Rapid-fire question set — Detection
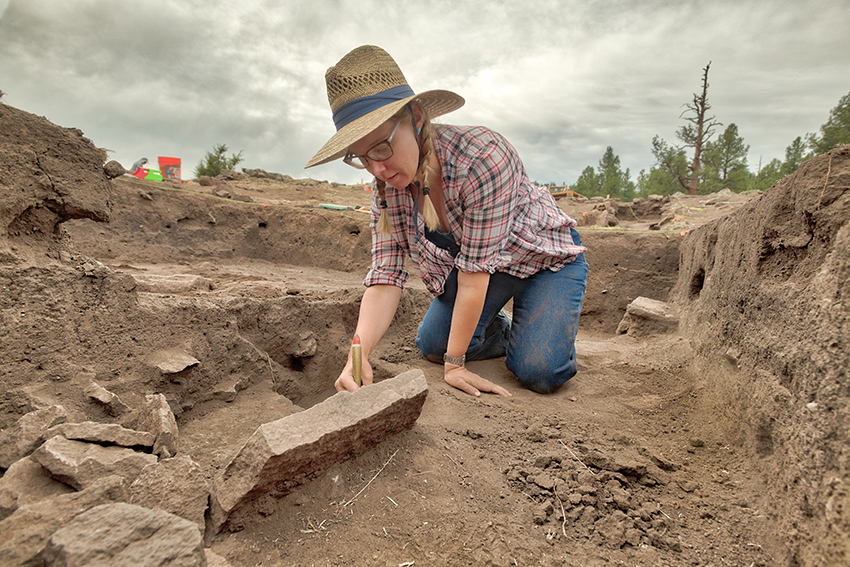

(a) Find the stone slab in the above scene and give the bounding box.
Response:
[46,421,155,450]
[31,435,157,490]
[616,296,679,336]
[0,405,67,469]
[129,456,210,534]
[0,456,74,520]
[42,502,204,567]
[209,369,428,531]
[0,475,127,565]
[121,393,179,458]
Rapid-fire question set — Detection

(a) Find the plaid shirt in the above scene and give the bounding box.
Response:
[364,125,586,295]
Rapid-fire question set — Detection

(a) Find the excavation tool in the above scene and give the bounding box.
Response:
[351,335,362,386]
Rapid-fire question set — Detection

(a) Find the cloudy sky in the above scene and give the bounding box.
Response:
[1,0,848,186]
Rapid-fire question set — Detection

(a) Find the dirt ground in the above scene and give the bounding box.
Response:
[1,104,847,567]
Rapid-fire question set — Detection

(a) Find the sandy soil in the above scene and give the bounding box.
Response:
[60,175,774,567]
[2,103,847,567]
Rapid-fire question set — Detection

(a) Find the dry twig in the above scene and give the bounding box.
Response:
[341,448,400,509]
[265,352,276,386]
[555,492,567,537]
[559,439,595,475]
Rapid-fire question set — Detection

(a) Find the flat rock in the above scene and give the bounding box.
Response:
[0,456,75,520]
[46,421,155,450]
[41,502,205,567]
[583,448,649,478]
[129,456,210,533]
[0,475,127,565]
[146,348,200,374]
[31,435,157,490]
[0,405,68,469]
[209,369,428,531]
[84,381,130,416]
[616,296,679,336]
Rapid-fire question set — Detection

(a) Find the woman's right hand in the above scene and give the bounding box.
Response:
[335,284,402,393]
[335,357,374,393]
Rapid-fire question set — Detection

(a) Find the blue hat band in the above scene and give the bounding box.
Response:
[333,84,415,130]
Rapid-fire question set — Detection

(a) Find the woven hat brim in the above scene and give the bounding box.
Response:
[305,89,464,168]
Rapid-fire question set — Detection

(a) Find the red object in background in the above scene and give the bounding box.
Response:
[132,167,148,179]
[158,156,181,180]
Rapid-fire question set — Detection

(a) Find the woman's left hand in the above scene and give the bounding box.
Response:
[444,365,512,398]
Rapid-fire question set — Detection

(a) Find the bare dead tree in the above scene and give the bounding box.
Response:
[677,62,721,195]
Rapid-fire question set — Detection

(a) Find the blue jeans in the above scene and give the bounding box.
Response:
[415,228,588,393]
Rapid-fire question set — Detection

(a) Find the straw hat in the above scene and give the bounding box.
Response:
[305,45,464,168]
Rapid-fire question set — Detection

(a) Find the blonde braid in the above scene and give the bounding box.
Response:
[371,104,441,234]
[375,179,392,234]
[417,116,442,231]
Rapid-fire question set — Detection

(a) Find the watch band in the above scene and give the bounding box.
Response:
[443,353,466,366]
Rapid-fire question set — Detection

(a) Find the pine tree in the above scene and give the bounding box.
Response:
[806,92,850,155]
[194,143,244,178]
[702,123,749,192]
[781,137,808,175]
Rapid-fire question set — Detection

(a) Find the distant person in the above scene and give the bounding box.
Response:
[305,45,588,397]
[130,157,148,174]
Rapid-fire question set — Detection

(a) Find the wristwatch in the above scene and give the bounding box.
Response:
[443,353,466,367]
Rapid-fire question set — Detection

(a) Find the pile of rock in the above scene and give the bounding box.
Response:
[503,446,682,551]
[0,371,428,566]
[0,391,210,565]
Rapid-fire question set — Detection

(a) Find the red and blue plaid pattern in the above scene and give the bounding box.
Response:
[364,126,586,295]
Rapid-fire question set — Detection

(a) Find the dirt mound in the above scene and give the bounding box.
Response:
[1,103,847,566]
[0,104,112,262]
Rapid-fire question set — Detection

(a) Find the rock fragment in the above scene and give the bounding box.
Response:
[31,435,157,490]
[205,549,234,567]
[146,348,200,374]
[41,502,205,567]
[122,393,179,458]
[0,456,74,520]
[292,330,317,358]
[84,381,130,416]
[0,475,127,565]
[46,421,155,450]
[0,405,68,469]
[616,296,679,337]
[103,160,126,179]
[129,456,210,533]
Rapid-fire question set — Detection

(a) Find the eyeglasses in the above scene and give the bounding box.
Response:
[343,120,401,170]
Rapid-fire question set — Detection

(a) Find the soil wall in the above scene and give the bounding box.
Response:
[670,145,850,566]
[0,104,112,258]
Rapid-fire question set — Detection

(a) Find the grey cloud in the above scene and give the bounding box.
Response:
[1,0,848,186]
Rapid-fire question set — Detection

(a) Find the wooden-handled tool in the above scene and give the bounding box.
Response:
[351,334,362,387]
